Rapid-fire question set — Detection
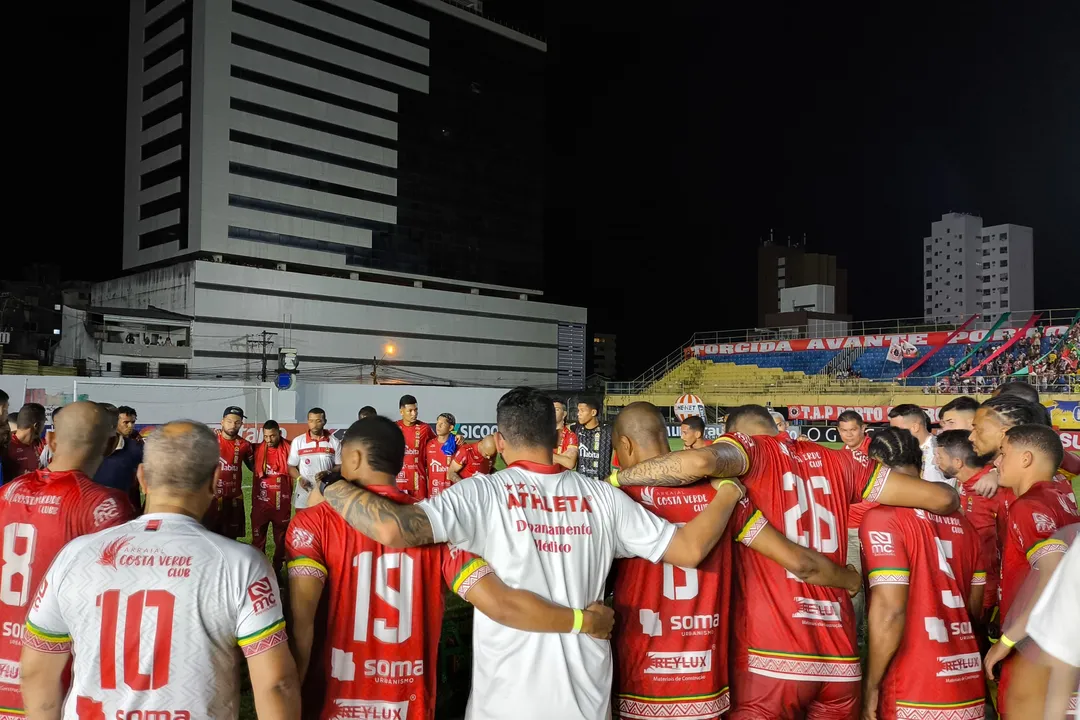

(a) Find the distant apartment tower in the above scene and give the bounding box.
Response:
[757,244,849,328]
[591,333,616,378]
[922,213,1034,323]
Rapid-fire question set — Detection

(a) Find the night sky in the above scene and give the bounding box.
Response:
[17,4,1079,379]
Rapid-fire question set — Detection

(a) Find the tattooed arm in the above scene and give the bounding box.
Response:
[322,482,435,548]
[614,440,750,487]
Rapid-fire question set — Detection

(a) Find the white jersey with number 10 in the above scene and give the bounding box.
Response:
[25,513,287,720]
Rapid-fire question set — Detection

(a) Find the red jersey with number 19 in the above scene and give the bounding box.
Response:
[613,483,733,720]
[0,469,134,716]
[861,506,986,720]
[721,433,891,689]
[285,488,492,720]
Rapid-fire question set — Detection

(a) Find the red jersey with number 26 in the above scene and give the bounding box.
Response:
[285,487,492,720]
[721,432,891,685]
[0,469,134,716]
[861,506,986,720]
[613,483,733,720]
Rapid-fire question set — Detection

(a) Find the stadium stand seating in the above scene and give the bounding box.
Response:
[697,350,839,375]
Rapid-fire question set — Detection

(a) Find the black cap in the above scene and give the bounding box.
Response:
[223,406,246,419]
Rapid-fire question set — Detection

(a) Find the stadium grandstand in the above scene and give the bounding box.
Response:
[606,308,1079,417]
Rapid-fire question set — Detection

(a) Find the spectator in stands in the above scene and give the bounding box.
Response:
[679,416,712,450]
[887,404,951,488]
[939,396,979,431]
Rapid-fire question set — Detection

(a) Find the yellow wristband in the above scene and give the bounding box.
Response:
[1000,634,1017,648]
[714,478,744,499]
[608,470,620,488]
[571,608,584,635]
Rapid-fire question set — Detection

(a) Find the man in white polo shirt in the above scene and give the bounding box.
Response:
[888,403,952,487]
[288,407,341,510]
[318,386,746,720]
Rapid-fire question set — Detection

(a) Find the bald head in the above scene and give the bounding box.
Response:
[478,434,497,458]
[725,404,779,436]
[614,402,670,469]
[51,401,113,475]
[143,421,219,494]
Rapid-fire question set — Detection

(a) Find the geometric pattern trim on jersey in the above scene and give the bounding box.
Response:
[0,711,25,720]
[894,698,985,720]
[736,509,767,547]
[868,568,911,587]
[747,649,861,682]
[617,688,730,720]
[451,558,492,598]
[287,557,328,581]
[971,571,987,586]
[1068,691,1076,715]
[238,619,287,657]
[1026,538,1069,566]
[23,620,72,653]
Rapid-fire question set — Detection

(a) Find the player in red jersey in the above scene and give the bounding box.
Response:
[2,403,46,481]
[982,424,1078,719]
[610,404,860,720]
[205,405,254,539]
[553,399,580,469]
[936,429,1013,622]
[0,402,135,717]
[860,427,987,720]
[680,415,714,450]
[252,419,293,573]
[395,394,435,497]
[286,417,615,720]
[615,404,960,720]
[447,435,497,483]
[423,413,458,498]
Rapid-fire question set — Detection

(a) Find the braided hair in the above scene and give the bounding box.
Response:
[867,426,922,472]
[980,394,1051,428]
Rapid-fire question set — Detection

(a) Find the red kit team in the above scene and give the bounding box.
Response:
[0,384,1075,720]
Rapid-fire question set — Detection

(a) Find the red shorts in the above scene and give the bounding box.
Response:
[731,671,859,720]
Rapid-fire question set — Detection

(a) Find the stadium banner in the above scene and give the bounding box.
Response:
[1061,431,1080,453]
[684,325,1070,357]
[786,405,942,424]
[1050,400,1080,430]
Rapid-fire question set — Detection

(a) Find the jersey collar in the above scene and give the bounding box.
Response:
[507,459,563,475]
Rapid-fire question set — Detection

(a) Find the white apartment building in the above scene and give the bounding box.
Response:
[922,213,1034,323]
[105,0,586,388]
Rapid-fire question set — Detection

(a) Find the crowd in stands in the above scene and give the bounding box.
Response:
[935,325,1080,394]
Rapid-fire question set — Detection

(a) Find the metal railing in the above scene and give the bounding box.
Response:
[612,307,1078,396]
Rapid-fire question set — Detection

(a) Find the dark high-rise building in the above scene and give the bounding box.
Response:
[757,244,849,328]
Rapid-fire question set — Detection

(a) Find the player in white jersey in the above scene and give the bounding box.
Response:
[319,387,746,720]
[20,421,300,720]
[288,408,342,509]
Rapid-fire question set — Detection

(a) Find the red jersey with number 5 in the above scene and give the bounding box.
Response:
[613,483,733,720]
[720,432,891,684]
[0,469,134,714]
[23,512,285,719]
[285,488,492,720]
[861,506,986,719]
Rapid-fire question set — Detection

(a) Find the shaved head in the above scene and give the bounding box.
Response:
[143,421,219,493]
[725,405,778,436]
[614,403,669,449]
[51,401,113,476]
[478,434,497,458]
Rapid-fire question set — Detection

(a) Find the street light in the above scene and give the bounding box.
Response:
[384,343,396,356]
[372,342,397,384]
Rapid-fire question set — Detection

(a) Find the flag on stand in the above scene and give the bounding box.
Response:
[886,338,904,364]
[901,340,919,359]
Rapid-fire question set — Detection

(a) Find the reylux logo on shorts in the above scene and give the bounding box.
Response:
[935,652,981,678]
[644,650,712,674]
[792,597,842,623]
[330,698,409,720]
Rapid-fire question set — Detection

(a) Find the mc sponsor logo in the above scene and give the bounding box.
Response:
[867,531,894,555]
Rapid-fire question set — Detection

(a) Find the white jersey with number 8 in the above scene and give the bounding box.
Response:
[25,513,287,719]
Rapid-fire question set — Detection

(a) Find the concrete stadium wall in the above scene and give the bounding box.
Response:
[0,376,509,425]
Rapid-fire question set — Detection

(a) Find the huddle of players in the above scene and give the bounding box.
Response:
[0,384,1075,720]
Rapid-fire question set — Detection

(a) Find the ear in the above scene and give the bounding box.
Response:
[494,431,507,455]
[1022,449,1035,469]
